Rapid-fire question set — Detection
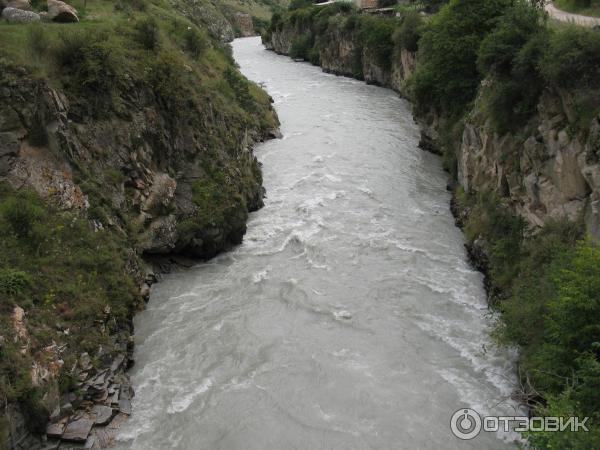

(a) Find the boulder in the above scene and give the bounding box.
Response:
[2,6,39,22]
[47,0,78,22]
[5,0,31,10]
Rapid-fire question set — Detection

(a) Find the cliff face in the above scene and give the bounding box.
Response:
[264,24,416,97]
[265,21,600,239]
[0,69,276,261]
[0,0,280,443]
[459,85,600,238]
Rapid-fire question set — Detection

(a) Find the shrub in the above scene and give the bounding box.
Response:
[27,24,51,57]
[289,0,313,10]
[0,270,31,296]
[0,194,43,241]
[134,17,160,51]
[223,67,256,112]
[412,0,510,116]
[392,11,422,52]
[477,1,544,76]
[53,29,127,113]
[146,52,191,120]
[539,26,600,89]
[183,27,208,57]
[289,32,314,60]
[358,17,396,70]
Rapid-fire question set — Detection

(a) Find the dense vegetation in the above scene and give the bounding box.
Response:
[268,0,600,447]
[0,0,280,441]
[266,2,423,75]
[455,190,600,448]
[0,185,139,431]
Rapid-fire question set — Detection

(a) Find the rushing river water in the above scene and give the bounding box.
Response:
[116,37,520,449]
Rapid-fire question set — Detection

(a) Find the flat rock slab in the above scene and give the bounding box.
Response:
[62,418,93,442]
[92,405,114,426]
[118,397,132,415]
[46,422,64,439]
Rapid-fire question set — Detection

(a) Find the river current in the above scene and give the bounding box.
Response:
[116,37,519,449]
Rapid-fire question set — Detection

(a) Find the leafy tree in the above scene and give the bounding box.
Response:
[412,0,510,116]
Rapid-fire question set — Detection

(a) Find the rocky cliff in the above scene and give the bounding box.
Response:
[0,0,279,446]
[458,83,600,239]
[264,19,416,97]
[264,11,600,240]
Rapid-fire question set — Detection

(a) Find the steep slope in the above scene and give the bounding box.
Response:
[0,0,279,447]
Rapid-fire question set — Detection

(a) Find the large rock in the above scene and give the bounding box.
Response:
[2,6,39,22]
[47,0,78,22]
[5,0,32,10]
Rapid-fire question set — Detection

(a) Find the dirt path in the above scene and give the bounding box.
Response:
[545,2,600,27]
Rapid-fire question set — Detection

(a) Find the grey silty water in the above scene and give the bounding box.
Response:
[116,37,520,449]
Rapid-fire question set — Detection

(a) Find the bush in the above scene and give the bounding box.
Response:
[412,0,510,116]
[358,17,396,70]
[477,1,544,76]
[134,17,160,51]
[223,67,256,112]
[183,27,207,57]
[0,269,31,296]
[539,26,600,89]
[27,24,51,57]
[392,11,422,52]
[53,29,127,113]
[289,32,314,60]
[0,194,43,241]
[289,0,313,10]
[146,52,191,120]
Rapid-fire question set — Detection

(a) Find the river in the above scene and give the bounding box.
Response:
[116,37,519,449]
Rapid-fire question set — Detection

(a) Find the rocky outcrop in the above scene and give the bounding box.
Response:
[265,24,416,97]
[47,0,78,22]
[266,17,600,239]
[234,12,255,37]
[0,68,274,260]
[457,83,600,238]
[0,30,277,446]
[2,6,39,22]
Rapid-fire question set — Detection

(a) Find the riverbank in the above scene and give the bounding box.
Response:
[264,2,600,447]
[0,0,280,446]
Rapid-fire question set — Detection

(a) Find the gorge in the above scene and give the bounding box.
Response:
[115,36,519,449]
[1,0,599,448]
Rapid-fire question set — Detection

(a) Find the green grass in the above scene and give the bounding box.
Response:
[0,0,280,432]
[0,185,139,428]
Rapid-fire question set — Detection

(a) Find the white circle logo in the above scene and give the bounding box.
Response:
[450,408,482,440]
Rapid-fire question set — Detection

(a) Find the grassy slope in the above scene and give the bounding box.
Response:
[0,0,279,440]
